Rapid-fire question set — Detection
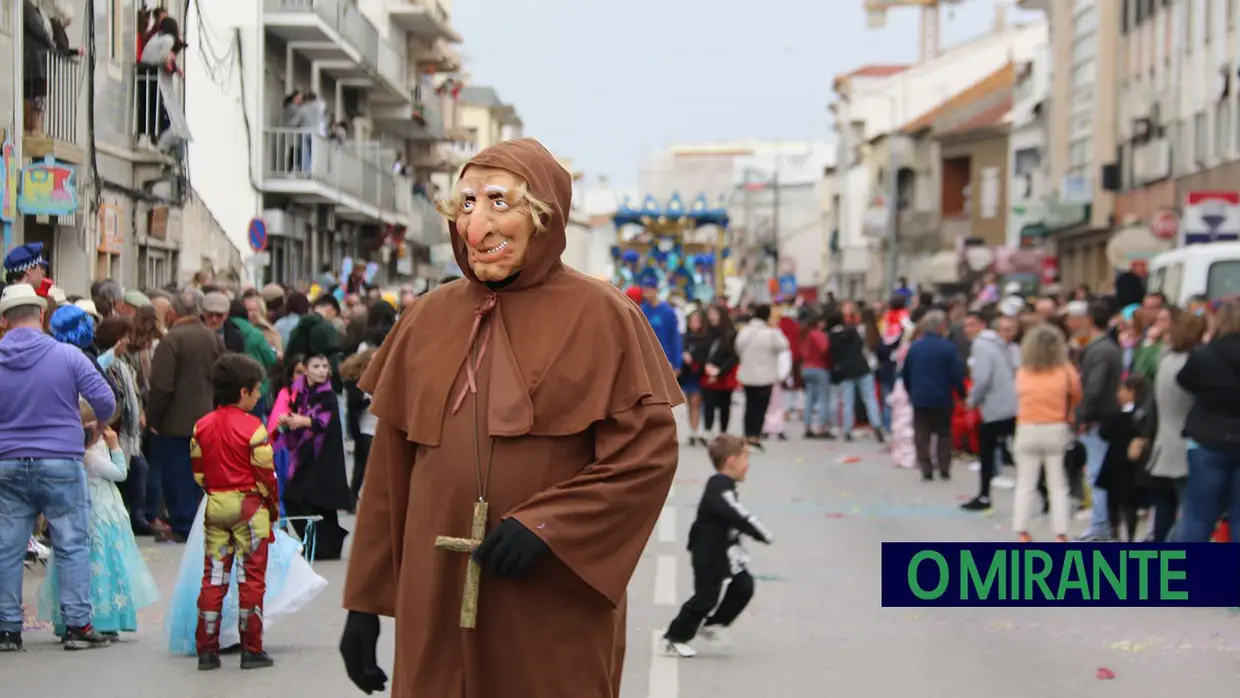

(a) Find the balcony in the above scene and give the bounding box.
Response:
[409,38,462,73]
[399,194,448,246]
[897,209,942,253]
[261,128,410,226]
[131,69,188,160]
[388,0,461,42]
[373,87,444,140]
[263,0,409,102]
[23,52,85,165]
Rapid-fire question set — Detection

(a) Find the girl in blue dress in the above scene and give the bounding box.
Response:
[39,402,159,636]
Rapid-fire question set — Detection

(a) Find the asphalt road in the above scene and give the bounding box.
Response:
[7,417,1240,697]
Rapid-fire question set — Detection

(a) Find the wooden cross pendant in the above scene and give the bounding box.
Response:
[434,500,488,629]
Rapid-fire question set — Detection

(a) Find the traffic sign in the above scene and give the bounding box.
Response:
[1150,210,1179,241]
[1182,191,1240,245]
[247,217,268,252]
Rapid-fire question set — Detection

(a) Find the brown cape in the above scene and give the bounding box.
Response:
[344,138,683,698]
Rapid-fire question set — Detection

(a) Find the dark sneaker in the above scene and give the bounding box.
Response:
[198,653,222,671]
[938,471,951,481]
[960,496,992,512]
[241,651,275,670]
[63,625,111,650]
[873,429,886,444]
[0,631,22,652]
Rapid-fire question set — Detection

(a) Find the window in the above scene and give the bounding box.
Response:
[1069,138,1092,169]
[1072,61,1097,88]
[1205,0,1213,44]
[1014,148,1041,176]
[1195,111,1208,163]
[0,0,10,34]
[1073,35,1096,63]
[1207,260,1240,299]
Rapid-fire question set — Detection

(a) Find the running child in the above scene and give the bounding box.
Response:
[664,435,773,658]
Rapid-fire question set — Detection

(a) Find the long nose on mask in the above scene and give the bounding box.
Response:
[461,212,492,249]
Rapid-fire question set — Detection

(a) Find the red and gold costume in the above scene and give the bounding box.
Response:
[190,406,279,656]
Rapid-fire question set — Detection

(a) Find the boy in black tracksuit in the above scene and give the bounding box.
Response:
[664,435,773,657]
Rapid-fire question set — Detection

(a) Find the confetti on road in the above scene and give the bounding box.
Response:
[825,512,845,519]
[840,492,854,499]
[795,457,806,464]
[838,456,862,464]
[752,574,788,582]
[1109,640,1148,652]
[1095,667,1116,680]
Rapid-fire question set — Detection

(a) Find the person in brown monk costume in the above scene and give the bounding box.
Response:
[337,138,683,698]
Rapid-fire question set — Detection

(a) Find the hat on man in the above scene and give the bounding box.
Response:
[203,291,231,314]
[0,284,47,315]
[260,283,285,303]
[1065,300,1089,317]
[2,243,47,275]
[122,289,152,308]
[47,286,67,306]
[73,299,102,321]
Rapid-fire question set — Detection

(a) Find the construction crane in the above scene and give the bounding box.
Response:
[864,0,964,64]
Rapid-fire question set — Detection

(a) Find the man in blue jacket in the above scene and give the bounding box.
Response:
[901,310,966,481]
[640,280,682,375]
[0,284,116,652]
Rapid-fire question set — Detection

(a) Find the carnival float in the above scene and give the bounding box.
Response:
[609,192,731,303]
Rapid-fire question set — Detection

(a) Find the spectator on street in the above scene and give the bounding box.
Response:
[1073,301,1124,541]
[901,310,966,481]
[0,284,116,651]
[146,290,224,542]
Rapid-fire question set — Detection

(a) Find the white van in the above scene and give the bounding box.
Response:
[1146,242,1240,306]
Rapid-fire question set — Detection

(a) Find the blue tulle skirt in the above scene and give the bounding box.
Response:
[165,498,328,656]
[38,517,160,634]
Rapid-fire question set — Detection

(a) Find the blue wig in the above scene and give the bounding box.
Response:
[51,305,95,349]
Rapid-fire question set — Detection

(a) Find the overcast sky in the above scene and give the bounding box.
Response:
[456,0,1040,188]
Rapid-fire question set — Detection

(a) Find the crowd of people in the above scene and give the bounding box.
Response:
[0,241,422,657]
[633,276,1240,548]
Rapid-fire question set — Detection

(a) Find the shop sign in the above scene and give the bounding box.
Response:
[96,204,123,255]
[17,157,77,217]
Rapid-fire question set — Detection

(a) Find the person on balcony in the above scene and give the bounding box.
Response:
[296,92,328,174]
[138,17,191,155]
[49,4,80,56]
[22,0,55,135]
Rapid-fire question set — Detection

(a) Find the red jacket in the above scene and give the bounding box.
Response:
[191,406,279,510]
[778,316,802,361]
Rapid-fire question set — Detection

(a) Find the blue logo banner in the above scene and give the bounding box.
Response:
[880,543,1240,607]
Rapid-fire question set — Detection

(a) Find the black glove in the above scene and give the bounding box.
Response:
[472,517,550,578]
[339,611,388,694]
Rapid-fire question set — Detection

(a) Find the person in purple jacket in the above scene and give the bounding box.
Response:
[0,284,117,652]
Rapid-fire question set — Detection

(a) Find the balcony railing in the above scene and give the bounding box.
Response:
[38,52,82,146]
[264,128,407,215]
[133,69,175,151]
[401,194,446,246]
[411,92,445,135]
[265,0,407,95]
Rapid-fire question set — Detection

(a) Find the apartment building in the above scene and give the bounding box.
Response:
[183,0,474,286]
[830,14,1047,297]
[1017,0,1120,289]
[456,85,522,154]
[2,0,238,294]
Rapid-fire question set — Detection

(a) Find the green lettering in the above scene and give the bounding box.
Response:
[908,551,949,600]
[1158,550,1188,601]
[1092,550,1127,599]
[1009,548,1020,600]
[1023,550,1055,600]
[1058,550,1091,600]
[1128,550,1157,600]
[961,551,1005,600]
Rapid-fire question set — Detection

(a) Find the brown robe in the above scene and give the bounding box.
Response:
[345,139,683,698]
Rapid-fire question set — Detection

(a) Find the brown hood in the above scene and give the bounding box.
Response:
[449,138,572,291]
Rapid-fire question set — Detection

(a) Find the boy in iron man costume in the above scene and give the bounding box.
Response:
[190,354,279,671]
